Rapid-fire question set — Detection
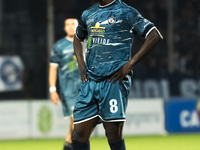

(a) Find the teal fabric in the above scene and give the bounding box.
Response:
[73,75,131,123]
[76,0,154,79]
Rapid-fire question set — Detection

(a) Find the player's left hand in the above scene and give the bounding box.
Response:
[109,62,132,85]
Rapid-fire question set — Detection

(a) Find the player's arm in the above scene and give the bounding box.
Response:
[74,36,87,82]
[110,28,163,84]
[49,64,60,105]
[130,28,163,68]
[74,13,88,82]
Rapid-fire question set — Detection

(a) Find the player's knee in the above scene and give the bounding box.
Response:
[72,127,89,143]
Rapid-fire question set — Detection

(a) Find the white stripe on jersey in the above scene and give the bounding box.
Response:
[145,27,163,39]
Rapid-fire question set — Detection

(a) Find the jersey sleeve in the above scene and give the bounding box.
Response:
[50,45,61,65]
[76,13,88,41]
[128,8,155,39]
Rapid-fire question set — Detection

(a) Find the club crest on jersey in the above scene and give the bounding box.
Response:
[108,16,116,26]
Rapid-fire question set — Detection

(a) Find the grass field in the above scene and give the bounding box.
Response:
[1,134,200,150]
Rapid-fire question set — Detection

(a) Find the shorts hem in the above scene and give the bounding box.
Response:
[98,115,126,122]
[74,115,99,124]
[74,114,126,124]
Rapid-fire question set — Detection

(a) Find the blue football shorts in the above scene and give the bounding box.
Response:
[73,75,131,124]
[60,94,76,118]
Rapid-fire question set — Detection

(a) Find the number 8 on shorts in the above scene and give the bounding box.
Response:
[109,99,118,113]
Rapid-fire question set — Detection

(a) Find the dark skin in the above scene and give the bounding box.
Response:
[73,0,163,146]
[74,28,163,85]
[73,36,87,82]
[93,0,115,6]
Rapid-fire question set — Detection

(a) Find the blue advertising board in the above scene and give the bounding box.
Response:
[165,98,200,133]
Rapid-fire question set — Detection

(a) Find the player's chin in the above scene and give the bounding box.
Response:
[68,32,75,36]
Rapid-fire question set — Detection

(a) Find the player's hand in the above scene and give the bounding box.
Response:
[80,68,87,82]
[81,73,87,82]
[109,62,132,85]
[50,92,60,105]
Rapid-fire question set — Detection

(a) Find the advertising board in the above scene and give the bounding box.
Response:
[165,98,200,133]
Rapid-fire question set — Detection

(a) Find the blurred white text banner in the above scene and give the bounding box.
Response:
[0,99,165,140]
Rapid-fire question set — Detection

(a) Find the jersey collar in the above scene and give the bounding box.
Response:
[99,0,117,8]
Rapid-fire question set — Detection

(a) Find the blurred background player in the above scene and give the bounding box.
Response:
[49,18,81,150]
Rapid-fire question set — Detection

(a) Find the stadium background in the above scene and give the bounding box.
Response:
[0,0,200,149]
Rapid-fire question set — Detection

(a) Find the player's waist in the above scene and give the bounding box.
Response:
[84,69,132,82]
[85,69,111,82]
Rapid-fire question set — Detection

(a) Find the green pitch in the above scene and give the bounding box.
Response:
[0,134,200,150]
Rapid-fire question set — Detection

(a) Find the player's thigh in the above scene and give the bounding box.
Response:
[72,117,99,142]
[103,121,124,143]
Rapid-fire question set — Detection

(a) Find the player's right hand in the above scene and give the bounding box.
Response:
[50,92,60,105]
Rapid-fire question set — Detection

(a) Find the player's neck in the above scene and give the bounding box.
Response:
[99,0,116,7]
[66,36,74,42]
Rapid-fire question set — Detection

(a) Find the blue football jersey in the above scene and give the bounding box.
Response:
[76,0,155,80]
[50,37,81,98]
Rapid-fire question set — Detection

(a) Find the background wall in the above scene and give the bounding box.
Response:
[0,0,199,100]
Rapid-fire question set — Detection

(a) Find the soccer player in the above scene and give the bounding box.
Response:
[73,0,163,150]
[49,18,81,150]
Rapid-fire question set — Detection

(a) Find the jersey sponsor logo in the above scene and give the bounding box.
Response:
[87,36,110,49]
[90,22,105,37]
[92,37,110,45]
[108,16,116,26]
[101,19,122,25]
